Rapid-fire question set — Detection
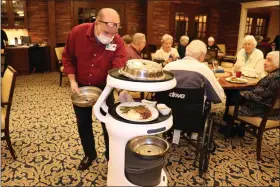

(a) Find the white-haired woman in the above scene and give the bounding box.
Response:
[237,51,280,119]
[154,34,180,65]
[235,35,264,76]
[177,35,189,59]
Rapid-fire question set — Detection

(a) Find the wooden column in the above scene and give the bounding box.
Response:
[48,0,57,71]
[146,1,153,44]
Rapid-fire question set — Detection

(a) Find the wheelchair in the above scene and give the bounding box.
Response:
[155,86,216,176]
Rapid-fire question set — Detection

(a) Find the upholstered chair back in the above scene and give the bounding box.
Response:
[55,47,64,62]
[2,66,16,106]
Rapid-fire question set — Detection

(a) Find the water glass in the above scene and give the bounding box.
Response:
[212,60,219,72]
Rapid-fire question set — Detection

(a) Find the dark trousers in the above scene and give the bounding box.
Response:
[73,84,114,159]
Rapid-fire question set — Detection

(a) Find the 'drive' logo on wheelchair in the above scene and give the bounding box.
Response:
[169,92,186,99]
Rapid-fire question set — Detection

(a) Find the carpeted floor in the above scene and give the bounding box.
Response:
[1,72,279,186]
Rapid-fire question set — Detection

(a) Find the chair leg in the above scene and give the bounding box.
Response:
[59,72,63,87]
[5,132,16,160]
[256,130,264,160]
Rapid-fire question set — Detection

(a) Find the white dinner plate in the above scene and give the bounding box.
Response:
[243,73,256,78]
[226,77,248,84]
[116,102,159,122]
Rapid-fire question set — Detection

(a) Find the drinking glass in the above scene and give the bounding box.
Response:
[212,60,219,72]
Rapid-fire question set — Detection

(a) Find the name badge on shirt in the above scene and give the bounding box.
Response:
[106,44,117,51]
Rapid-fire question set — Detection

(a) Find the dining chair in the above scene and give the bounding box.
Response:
[54,47,66,87]
[1,51,9,77]
[216,43,236,69]
[1,66,17,160]
[226,88,280,160]
[217,44,226,54]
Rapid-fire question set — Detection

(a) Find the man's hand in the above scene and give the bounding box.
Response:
[119,90,134,103]
[70,81,80,93]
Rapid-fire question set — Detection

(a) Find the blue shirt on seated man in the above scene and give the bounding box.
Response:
[164,40,225,104]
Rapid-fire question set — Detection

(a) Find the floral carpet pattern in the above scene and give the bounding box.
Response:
[1,72,279,186]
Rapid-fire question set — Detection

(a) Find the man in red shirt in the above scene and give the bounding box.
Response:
[126,33,146,60]
[62,8,127,170]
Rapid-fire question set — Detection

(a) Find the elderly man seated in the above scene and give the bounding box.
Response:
[235,35,264,77]
[237,51,280,120]
[207,37,221,52]
[126,33,146,60]
[177,35,189,59]
[154,34,180,65]
[161,40,224,140]
[164,40,224,103]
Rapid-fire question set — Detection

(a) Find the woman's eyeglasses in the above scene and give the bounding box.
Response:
[98,20,121,28]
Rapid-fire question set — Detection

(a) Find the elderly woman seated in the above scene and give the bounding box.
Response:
[237,51,280,120]
[235,35,264,77]
[154,34,180,65]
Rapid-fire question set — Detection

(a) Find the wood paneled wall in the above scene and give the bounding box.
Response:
[27,0,49,43]
[126,1,146,35]
[25,0,259,68]
[147,1,171,46]
[218,2,242,55]
[55,0,72,43]
[207,4,220,40]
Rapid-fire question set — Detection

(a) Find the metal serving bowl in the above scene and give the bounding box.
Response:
[71,86,102,107]
[128,136,169,160]
[119,59,165,81]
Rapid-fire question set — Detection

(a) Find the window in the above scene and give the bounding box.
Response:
[174,12,189,43]
[195,15,207,39]
[245,17,253,35]
[245,15,268,37]
[256,18,266,36]
[171,3,208,43]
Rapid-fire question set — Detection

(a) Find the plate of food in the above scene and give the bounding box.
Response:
[116,102,159,122]
[225,77,248,84]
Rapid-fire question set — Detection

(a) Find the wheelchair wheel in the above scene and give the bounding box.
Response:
[198,114,214,176]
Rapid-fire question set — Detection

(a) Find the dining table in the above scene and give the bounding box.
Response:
[213,69,262,138]
[216,72,260,90]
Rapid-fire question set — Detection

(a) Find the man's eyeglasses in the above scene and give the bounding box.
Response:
[98,20,121,29]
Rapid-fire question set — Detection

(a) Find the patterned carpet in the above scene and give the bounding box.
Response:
[1,72,279,186]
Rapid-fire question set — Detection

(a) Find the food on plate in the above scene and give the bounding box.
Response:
[230,77,237,81]
[120,105,152,120]
[228,77,247,83]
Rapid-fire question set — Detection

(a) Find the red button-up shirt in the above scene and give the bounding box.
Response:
[62,23,127,86]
